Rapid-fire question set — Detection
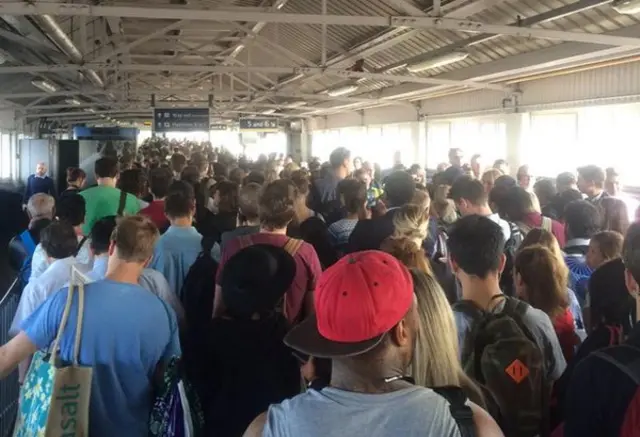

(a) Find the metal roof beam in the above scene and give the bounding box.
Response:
[0,63,509,91]
[3,2,639,47]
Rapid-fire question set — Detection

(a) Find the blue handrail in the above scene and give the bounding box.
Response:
[0,277,21,437]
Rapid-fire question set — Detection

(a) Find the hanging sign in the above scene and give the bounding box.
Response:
[153,108,210,132]
[239,118,279,132]
[210,123,228,131]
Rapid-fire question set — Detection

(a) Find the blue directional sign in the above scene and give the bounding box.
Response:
[153,108,210,132]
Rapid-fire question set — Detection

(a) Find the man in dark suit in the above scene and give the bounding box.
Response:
[347,171,416,252]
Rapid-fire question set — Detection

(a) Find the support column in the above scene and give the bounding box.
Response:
[504,112,527,177]
[410,121,421,166]
[298,119,312,162]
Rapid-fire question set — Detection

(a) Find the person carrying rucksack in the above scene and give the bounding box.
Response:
[563,223,640,437]
[449,177,523,298]
[448,215,567,437]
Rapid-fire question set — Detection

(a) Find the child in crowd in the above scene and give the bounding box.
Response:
[586,230,624,270]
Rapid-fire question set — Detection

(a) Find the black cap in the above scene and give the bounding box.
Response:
[221,244,296,318]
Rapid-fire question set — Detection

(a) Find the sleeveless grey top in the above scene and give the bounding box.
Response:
[263,386,461,437]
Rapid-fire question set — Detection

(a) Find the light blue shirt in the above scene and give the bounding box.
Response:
[29,236,93,282]
[10,257,89,336]
[22,280,180,437]
[150,225,219,299]
[88,256,184,322]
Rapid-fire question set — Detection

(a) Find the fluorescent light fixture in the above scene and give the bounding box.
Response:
[383,63,408,73]
[327,85,358,97]
[262,109,276,114]
[613,0,640,14]
[274,0,286,9]
[31,79,58,93]
[65,98,81,106]
[407,51,469,72]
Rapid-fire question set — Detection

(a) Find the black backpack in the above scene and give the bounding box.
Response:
[455,296,549,437]
[500,222,523,297]
[181,236,219,399]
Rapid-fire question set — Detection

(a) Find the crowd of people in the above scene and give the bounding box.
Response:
[1,138,639,437]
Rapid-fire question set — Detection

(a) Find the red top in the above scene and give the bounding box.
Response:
[140,200,169,230]
[522,212,566,247]
[216,233,323,324]
[553,308,579,362]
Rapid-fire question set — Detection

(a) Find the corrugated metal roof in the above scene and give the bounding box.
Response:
[6,0,640,118]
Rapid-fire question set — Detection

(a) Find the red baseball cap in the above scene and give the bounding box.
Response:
[284,250,414,358]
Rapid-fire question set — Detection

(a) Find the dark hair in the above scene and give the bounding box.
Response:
[494,175,517,189]
[259,180,297,230]
[149,168,173,199]
[449,176,487,205]
[170,153,187,173]
[503,186,534,222]
[556,172,577,190]
[180,165,200,186]
[591,231,624,261]
[337,179,367,214]
[533,179,556,206]
[600,197,630,235]
[229,167,246,186]
[606,167,619,179]
[577,165,605,188]
[289,170,310,197]
[56,193,86,227]
[447,215,505,278]
[164,190,194,219]
[589,258,636,333]
[66,167,86,183]
[40,221,79,259]
[168,179,196,199]
[329,147,351,170]
[191,152,209,174]
[239,183,261,221]
[118,168,146,198]
[95,157,119,178]
[552,189,583,222]
[493,159,508,169]
[243,171,265,186]
[212,162,229,179]
[90,216,117,255]
[385,171,415,208]
[564,200,601,239]
[214,180,239,214]
[515,245,568,318]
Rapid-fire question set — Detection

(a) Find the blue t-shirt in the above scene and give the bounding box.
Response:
[22,279,181,437]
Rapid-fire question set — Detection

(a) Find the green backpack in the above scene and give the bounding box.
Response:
[455,296,550,437]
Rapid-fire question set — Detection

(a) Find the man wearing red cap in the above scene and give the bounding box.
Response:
[243,251,502,437]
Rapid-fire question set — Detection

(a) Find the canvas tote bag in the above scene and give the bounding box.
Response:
[13,280,93,437]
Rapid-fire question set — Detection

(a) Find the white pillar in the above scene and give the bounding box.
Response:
[504,112,527,177]
[299,119,312,162]
[410,121,421,166]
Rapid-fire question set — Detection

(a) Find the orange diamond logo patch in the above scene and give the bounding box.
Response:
[505,359,529,384]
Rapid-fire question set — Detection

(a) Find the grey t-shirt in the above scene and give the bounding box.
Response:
[263,386,461,437]
[454,298,567,381]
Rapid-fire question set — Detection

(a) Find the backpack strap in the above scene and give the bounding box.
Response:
[117,190,128,216]
[593,345,640,385]
[516,221,532,236]
[432,386,476,437]
[541,216,553,233]
[284,238,304,257]
[75,235,88,257]
[237,235,253,250]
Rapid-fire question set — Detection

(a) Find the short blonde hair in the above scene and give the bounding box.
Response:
[111,215,159,263]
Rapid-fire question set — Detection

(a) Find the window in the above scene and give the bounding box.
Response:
[426,122,450,168]
[0,132,10,179]
[525,113,578,178]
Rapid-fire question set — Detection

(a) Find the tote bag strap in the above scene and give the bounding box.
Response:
[50,279,86,365]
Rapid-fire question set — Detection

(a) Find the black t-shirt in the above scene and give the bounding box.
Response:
[564,322,640,437]
[202,316,300,437]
